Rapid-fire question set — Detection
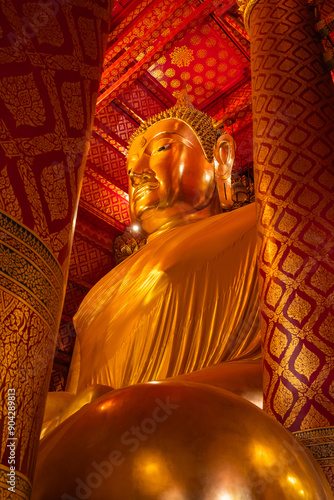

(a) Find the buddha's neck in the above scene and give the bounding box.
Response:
[146,205,217,242]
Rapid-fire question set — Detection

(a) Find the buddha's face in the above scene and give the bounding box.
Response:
[127,119,216,235]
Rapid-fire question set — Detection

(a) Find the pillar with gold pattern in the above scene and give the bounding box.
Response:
[239,0,334,489]
[0,1,112,498]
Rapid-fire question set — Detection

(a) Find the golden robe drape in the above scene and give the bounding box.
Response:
[72,203,261,390]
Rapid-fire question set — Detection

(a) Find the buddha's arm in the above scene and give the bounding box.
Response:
[166,359,263,409]
[42,357,263,440]
[41,384,114,439]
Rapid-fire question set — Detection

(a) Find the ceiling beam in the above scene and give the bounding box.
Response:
[202,72,251,116]
[223,13,250,42]
[111,98,145,125]
[105,0,166,67]
[79,199,127,233]
[210,12,250,60]
[96,0,222,112]
[137,73,175,109]
[200,73,251,113]
[92,119,128,156]
[108,0,151,36]
[74,219,115,254]
[85,159,128,195]
[85,162,129,202]
[101,0,186,87]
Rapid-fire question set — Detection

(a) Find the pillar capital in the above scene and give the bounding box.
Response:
[237,0,262,31]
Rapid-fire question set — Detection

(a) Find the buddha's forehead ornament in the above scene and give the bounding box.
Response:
[128,90,222,164]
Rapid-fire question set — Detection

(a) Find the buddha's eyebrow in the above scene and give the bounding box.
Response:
[146,132,178,145]
[146,132,191,150]
[139,136,146,149]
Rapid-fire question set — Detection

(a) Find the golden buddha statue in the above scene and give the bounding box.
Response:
[67,94,262,393]
[33,97,333,500]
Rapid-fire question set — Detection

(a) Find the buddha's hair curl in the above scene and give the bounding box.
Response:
[128,103,222,163]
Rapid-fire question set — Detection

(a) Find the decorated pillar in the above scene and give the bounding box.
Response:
[239,0,334,488]
[0,1,112,498]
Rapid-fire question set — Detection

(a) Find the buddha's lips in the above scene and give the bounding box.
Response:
[133,181,160,201]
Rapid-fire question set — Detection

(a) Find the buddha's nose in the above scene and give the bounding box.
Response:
[129,167,155,187]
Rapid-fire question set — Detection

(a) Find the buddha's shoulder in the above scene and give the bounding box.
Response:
[75,205,257,321]
[153,202,256,249]
[131,203,257,274]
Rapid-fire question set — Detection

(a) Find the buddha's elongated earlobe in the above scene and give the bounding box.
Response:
[213,133,235,209]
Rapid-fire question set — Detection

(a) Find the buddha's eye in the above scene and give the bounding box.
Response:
[154,143,172,154]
